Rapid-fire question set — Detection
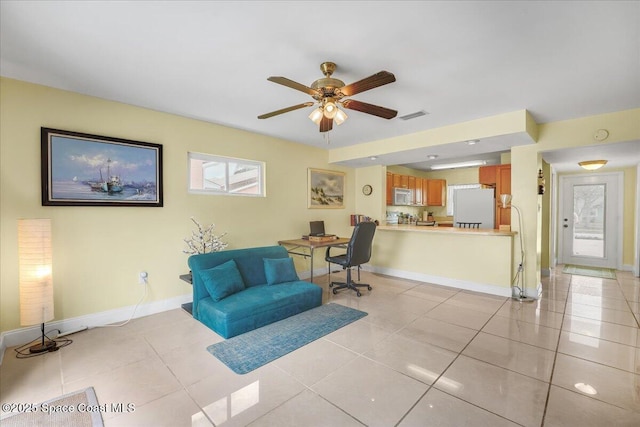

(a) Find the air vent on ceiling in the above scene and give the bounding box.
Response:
[398,110,428,121]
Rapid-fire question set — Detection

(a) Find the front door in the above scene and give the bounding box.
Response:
[559,173,621,268]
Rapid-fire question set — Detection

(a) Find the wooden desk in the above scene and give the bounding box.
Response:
[278,237,350,283]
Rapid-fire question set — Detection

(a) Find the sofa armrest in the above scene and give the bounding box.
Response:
[185,268,208,320]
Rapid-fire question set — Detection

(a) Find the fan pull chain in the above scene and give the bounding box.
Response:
[324,131,331,145]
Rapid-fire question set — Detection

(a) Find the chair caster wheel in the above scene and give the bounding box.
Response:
[367,286,372,291]
[329,283,333,288]
[356,291,361,297]
[332,288,337,295]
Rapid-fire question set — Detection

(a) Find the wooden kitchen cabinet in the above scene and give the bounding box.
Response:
[479,165,497,185]
[415,177,424,205]
[386,172,446,206]
[391,173,409,188]
[426,179,446,206]
[392,173,400,188]
[495,165,511,229]
[477,164,511,229]
[386,172,393,205]
[408,176,417,203]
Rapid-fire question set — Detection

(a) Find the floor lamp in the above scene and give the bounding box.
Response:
[17,218,59,354]
[500,195,535,302]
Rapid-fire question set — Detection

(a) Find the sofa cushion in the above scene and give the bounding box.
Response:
[264,257,299,285]
[199,259,245,302]
[189,246,290,288]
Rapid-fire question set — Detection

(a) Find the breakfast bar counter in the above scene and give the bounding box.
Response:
[370,223,517,297]
[377,224,516,237]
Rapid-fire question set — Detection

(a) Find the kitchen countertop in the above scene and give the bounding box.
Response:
[379,223,516,237]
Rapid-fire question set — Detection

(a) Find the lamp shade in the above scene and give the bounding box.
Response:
[308,107,323,125]
[18,219,54,326]
[500,194,512,208]
[334,108,348,125]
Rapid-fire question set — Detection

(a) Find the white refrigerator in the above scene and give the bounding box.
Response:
[454,188,495,229]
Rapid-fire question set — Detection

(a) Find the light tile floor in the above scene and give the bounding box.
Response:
[1,267,639,426]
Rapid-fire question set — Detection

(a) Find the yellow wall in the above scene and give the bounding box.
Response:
[0,78,356,333]
[354,165,386,223]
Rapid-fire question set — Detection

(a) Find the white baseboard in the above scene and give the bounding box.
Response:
[0,293,192,365]
[366,265,514,298]
[621,264,634,273]
[298,266,329,281]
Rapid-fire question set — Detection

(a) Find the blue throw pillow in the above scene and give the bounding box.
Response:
[199,259,245,302]
[264,257,299,285]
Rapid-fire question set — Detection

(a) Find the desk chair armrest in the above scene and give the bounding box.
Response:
[325,244,348,259]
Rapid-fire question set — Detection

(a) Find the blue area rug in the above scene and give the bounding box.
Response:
[207,303,367,374]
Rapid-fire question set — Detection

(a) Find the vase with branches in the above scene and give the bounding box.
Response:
[183,217,228,255]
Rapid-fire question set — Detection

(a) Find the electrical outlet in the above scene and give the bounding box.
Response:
[139,271,148,284]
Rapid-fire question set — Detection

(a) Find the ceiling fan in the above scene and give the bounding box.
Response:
[258,62,397,132]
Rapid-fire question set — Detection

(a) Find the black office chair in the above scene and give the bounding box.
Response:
[325,221,376,297]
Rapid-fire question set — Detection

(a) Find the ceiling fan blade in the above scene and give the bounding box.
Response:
[258,102,314,119]
[341,99,398,119]
[338,71,396,97]
[319,116,333,132]
[267,76,321,97]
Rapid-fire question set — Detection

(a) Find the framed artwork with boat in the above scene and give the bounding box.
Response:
[41,128,163,207]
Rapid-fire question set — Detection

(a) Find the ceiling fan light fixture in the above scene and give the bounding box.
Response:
[308,107,323,125]
[578,160,607,170]
[259,62,397,133]
[323,100,338,119]
[334,108,348,125]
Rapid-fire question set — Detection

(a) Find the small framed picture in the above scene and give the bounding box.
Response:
[308,168,345,209]
[41,128,163,207]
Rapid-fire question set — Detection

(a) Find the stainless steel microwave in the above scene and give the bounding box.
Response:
[393,187,412,205]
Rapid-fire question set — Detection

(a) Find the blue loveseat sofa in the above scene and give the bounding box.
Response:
[188,246,322,338]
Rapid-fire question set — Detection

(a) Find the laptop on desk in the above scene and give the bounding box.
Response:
[309,221,325,236]
[303,221,336,240]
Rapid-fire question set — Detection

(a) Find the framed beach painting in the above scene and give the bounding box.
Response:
[308,168,345,209]
[41,128,163,207]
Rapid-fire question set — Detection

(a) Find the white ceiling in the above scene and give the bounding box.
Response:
[1,1,639,172]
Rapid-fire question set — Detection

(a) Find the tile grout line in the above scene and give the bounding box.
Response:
[395,293,520,426]
[146,335,218,427]
[539,274,572,427]
[618,275,640,329]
